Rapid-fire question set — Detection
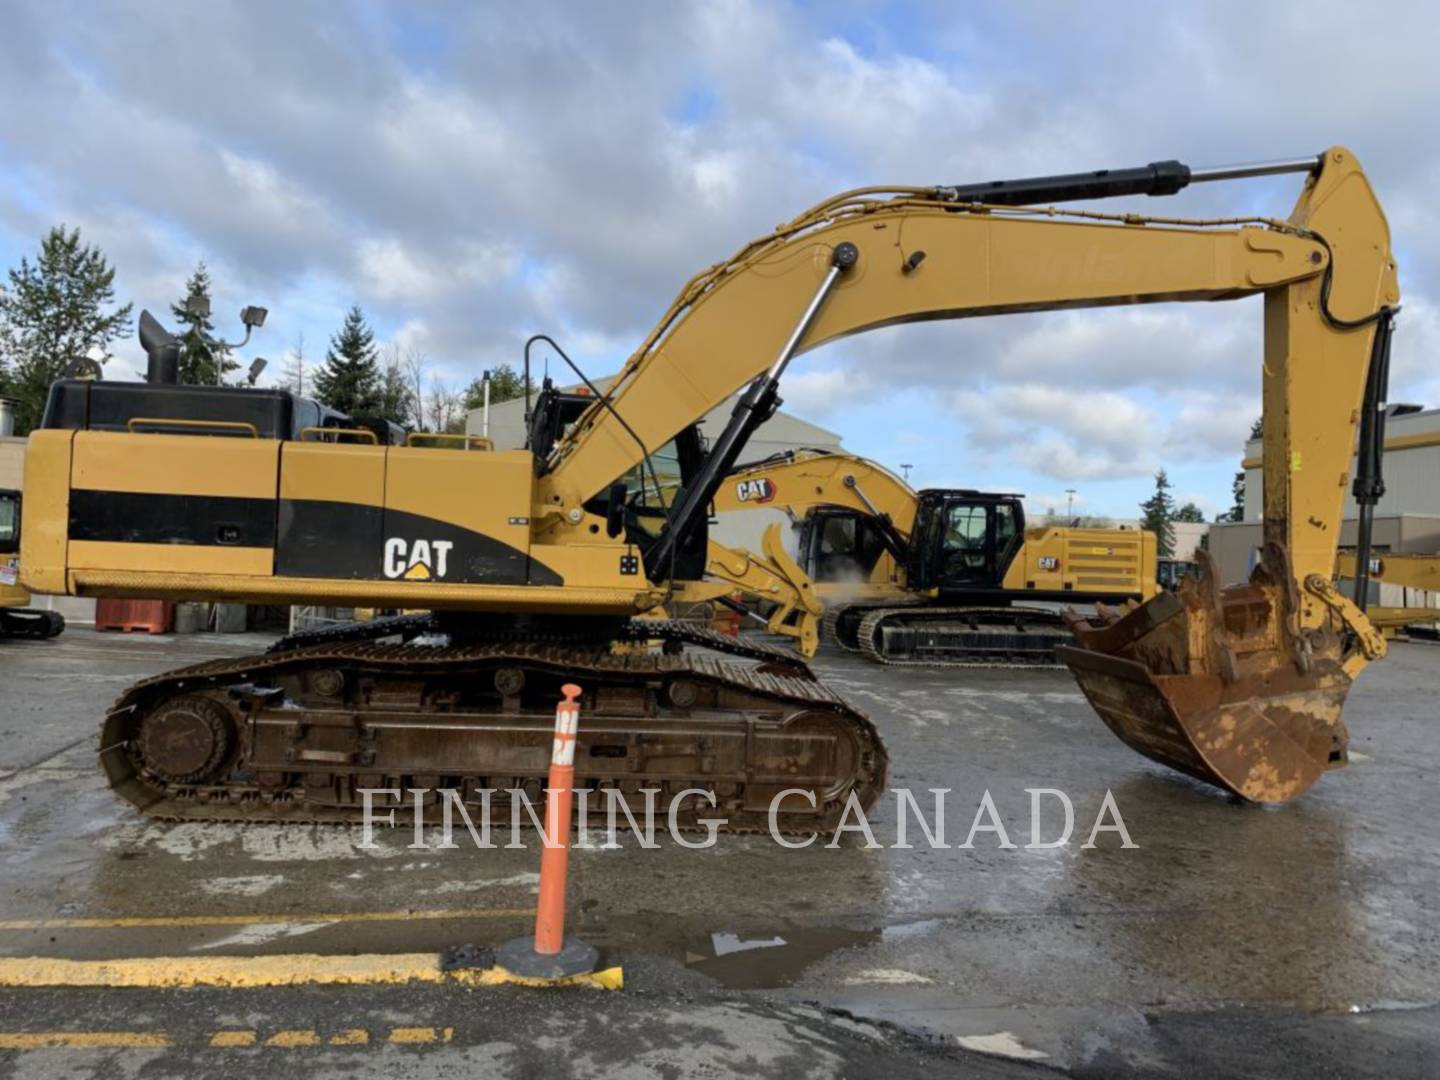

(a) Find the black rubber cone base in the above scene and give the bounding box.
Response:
[495,935,599,980]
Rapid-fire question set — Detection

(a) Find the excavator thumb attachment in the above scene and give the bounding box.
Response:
[702,525,823,657]
[1058,545,1383,804]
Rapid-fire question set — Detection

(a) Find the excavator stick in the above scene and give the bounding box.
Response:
[1058,546,1379,804]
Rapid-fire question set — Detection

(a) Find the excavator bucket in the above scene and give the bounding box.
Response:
[1058,545,1376,804]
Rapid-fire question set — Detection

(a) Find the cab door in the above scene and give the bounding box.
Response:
[918,495,1025,594]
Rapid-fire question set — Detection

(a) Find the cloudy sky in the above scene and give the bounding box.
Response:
[3,1,1438,517]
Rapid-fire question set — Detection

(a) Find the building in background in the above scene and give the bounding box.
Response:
[1101,518,1207,564]
[466,377,844,552]
[1209,405,1440,610]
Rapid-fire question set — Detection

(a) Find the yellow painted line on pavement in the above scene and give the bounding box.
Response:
[1,1025,461,1052]
[0,1031,171,1049]
[265,1029,320,1047]
[388,1026,454,1045]
[0,907,532,932]
[209,1030,257,1047]
[0,953,623,990]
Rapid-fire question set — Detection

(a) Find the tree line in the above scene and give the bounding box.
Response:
[0,224,529,436]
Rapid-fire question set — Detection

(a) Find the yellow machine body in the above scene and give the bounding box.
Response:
[23,431,660,615]
[1000,526,1158,600]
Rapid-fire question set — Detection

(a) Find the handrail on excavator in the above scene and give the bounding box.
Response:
[126,417,259,438]
[299,426,379,444]
[404,432,494,450]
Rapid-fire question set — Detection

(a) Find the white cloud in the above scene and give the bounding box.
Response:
[947,383,1162,481]
[356,237,518,304]
[1,0,1437,515]
[779,368,878,417]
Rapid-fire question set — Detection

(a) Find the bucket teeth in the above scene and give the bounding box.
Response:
[1060,545,1355,804]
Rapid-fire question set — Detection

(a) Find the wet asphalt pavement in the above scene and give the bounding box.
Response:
[0,628,1436,1077]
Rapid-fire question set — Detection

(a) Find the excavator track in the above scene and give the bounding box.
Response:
[99,634,884,835]
[617,619,816,678]
[823,599,926,653]
[821,604,859,652]
[270,614,814,679]
[0,608,65,639]
[266,612,438,654]
[854,605,1070,668]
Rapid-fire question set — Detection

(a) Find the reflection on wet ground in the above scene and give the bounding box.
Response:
[2,630,1438,1034]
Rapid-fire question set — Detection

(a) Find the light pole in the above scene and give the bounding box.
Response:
[1066,489,1077,522]
[900,463,913,483]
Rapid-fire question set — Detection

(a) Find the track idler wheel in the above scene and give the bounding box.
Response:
[137,694,234,785]
[1058,545,1366,804]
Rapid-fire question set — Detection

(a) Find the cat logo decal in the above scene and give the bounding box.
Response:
[734,478,776,504]
[383,538,454,580]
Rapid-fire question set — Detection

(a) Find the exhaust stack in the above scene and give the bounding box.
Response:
[138,310,181,385]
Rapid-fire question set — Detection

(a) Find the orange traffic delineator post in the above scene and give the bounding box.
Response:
[494,684,601,981]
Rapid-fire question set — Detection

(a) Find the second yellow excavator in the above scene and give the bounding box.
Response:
[715,448,1157,665]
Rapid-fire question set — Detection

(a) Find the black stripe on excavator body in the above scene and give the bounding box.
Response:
[68,489,276,548]
[276,499,562,586]
[66,490,563,587]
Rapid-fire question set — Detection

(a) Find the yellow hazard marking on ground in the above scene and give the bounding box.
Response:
[387,1026,454,1045]
[209,1030,258,1047]
[0,907,532,932]
[0,1032,172,1049]
[329,1029,369,1046]
[0,954,623,990]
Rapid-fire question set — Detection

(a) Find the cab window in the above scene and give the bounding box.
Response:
[0,493,18,555]
[812,514,886,582]
[942,504,989,573]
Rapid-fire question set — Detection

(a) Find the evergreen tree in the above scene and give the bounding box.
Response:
[462,362,533,410]
[1139,469,1178,558]
[1223,417,1265,522]
[314,306,382,416]
[170,262,237,385]
[0,226,132,433]
[1175,502,1207,523]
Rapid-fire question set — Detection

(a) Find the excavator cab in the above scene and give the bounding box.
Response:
[797,508,893,584]
[530,380,711,582]
[906,491,1024,596]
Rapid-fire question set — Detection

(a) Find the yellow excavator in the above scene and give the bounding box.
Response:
[0,489,64,638]
[22,146,1399,813]
[715,448,1157,664]
[1335,550,1440,635]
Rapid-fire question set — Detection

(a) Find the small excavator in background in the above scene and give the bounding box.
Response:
[0,489,64,639]
[1335,550,1440,636]
[20,145,1403,810]
[715,448,1156,665]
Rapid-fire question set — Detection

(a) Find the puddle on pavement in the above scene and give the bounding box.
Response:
[684,919,942,989]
